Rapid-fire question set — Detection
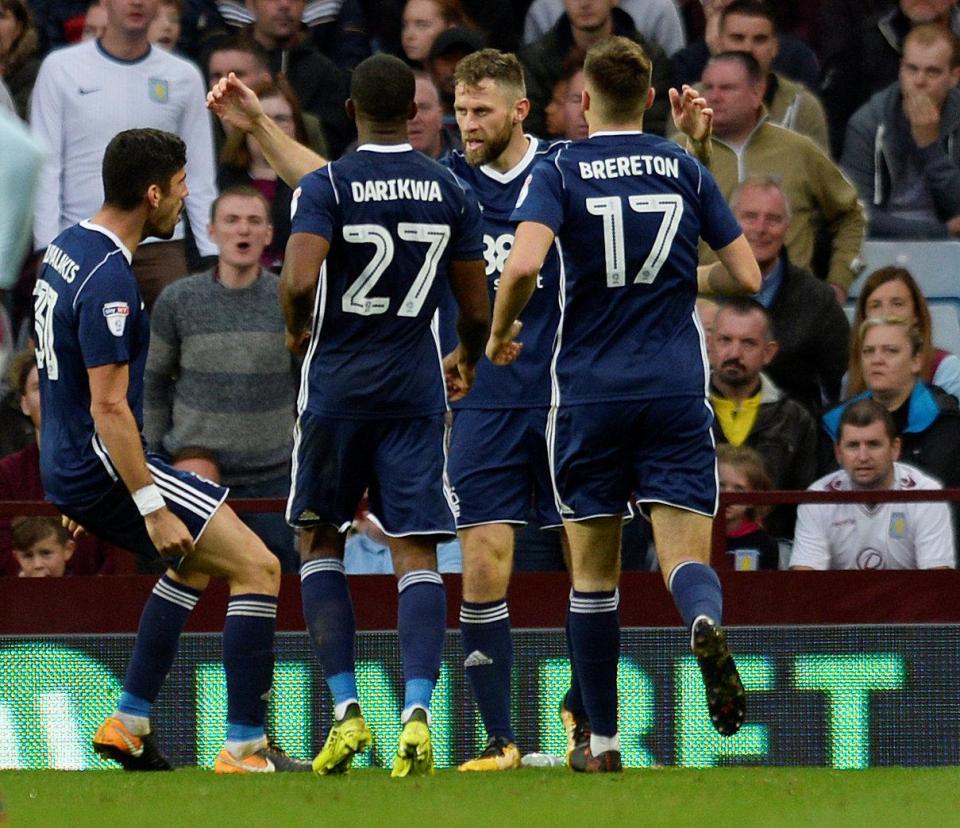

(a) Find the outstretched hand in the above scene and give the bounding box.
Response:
[669,85,713,143]
[206,72,264,133]
[485,320,524,366]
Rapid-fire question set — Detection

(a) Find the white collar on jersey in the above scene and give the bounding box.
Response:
[479,134,539,184]
[589,130,643,138]
[356,142,414,153]
[80,220,133,264]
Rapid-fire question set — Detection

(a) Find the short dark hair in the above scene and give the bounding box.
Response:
[708,50,764,84]
[350,53,415,122]
[721,0,778,31]
[7,347,36,397]
[454,48,526,98]
[203,32,271,80]
[583,37,652,123]
[11,516,69,552]
[102,129,186,211]
[838,399,897,443]
[715,295,774,340]
[210,184,271,223]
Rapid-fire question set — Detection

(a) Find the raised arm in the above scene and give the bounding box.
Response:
[669,85,713,165]
[207,73,327,188]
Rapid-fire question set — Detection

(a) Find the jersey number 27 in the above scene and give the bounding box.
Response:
[341,222,450,317]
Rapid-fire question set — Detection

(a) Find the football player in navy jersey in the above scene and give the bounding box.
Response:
[34,128,309,774]
[488,38,762,772]
[441,50,569,773]
[280,53,489,778]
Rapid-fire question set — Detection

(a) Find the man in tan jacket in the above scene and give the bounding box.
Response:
[697,51,865,300]
[716,0,829,150]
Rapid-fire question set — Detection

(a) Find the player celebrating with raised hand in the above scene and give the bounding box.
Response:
[488,37,761,772]
[280,53,489,778]
[35,128,308,774]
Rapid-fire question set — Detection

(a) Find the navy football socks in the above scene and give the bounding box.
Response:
[119,574,201,719]
[301,558,359,715]
[460,599,515,742]
[398,570,446,721]
[668,561,723,629]
[567,589,621,738]
[223,594,277,744]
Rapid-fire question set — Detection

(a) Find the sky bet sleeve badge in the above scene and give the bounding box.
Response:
[102,302,130,337]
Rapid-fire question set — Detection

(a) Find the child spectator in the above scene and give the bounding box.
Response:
[147,0,182,51]
[11,516,74,577]
[716,444,780,570]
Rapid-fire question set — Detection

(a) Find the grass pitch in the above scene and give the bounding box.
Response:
[1,767,956,827]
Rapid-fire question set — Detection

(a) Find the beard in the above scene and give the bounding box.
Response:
[464,116,514,167]
[145,207,180,240]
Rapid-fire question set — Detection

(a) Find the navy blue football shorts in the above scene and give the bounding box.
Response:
[549,396,718,520]
[287,410,457,538]
[56,455,228,562]
[448,407,562,529]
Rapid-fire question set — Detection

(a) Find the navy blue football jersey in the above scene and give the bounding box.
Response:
[291,144,484,419]
[512,132,741,404]
[441,137,564,409]
[34,222,150,506]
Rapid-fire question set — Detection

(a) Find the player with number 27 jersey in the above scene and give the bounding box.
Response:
[291,146,483,421]
[287,143,483,533]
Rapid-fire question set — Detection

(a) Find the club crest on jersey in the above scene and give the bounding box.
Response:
[889,512,906,539]
[149,77,169,103]
[102,302,130,337]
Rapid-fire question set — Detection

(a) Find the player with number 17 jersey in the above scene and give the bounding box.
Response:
[517,132,740,405]
[513,131,741,517]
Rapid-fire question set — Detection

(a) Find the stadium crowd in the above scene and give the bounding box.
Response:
[4,0,960,781]
[2,0,960,581]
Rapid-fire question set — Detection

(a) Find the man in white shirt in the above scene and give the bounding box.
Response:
[30,0,218,309]
[791,399,955,570]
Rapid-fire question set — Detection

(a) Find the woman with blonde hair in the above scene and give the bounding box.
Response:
[0,0,39,119]
[847,266,960,399]
[825,316,960,489]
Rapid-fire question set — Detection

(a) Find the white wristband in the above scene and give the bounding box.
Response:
[132,484,165,516]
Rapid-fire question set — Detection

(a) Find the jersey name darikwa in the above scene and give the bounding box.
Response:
[351,179,443,203]
[578,154,680,181]
[42,243,81,283]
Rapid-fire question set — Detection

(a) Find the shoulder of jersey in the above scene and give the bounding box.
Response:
[814,469,849,492]
[536,138,570,160]
[896,462,942,490]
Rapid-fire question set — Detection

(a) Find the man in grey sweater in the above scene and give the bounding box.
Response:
[145,185,299,569]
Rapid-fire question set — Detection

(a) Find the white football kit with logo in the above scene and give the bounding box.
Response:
[30,38,217,256]
[790,462,956,570]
